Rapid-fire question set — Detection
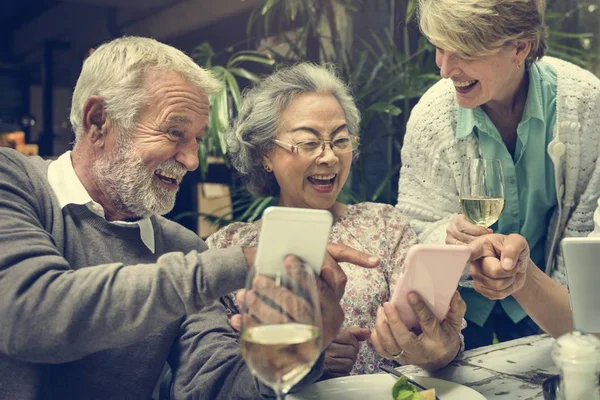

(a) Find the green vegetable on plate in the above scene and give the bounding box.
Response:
[392,376,422,400]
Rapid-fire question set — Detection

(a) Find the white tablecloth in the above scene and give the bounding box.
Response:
[397,334,557,399]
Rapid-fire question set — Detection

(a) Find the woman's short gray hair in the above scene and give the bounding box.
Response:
[227,63,360,197]
[418,0,548,66]
[70,36,221,141]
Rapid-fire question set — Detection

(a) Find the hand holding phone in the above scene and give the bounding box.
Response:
[390,244,470,330]
[254,206,333,275]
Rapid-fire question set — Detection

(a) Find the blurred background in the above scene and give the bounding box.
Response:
[0,0,598,237]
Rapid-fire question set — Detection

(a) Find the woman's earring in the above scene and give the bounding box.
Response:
[517,63,521,69]
[263,165,272,172]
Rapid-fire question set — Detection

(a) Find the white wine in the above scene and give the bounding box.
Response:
[460,197,505,227]
[241,323,321,393]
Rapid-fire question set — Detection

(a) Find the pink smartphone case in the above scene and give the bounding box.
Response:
[390,244,471,330]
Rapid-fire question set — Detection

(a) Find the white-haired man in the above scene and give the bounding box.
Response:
[0,36,379,399]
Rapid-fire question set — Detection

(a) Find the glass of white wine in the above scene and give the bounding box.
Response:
[240,256,323,400]
[460,158,505,228]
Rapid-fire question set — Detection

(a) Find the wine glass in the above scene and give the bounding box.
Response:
[460,158,505,228]
[240,256,323,400]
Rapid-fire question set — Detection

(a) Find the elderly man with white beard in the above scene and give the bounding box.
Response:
[0,36,379,400]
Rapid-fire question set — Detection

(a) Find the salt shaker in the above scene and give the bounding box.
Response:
[551,331,600,400]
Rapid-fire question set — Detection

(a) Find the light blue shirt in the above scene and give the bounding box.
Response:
[456,61,558,327]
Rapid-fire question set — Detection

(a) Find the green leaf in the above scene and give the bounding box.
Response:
[405,0,417,23]
[210,88,229,154]
[210,65,227,80]
[548,41,589,56]
[261,0,279,16]
[549,31,594,39]
[246,8,260,37]
[224,72,242,111]
[248,196,275,221]
[227,53,276,68]
[238,196,273,221]
[365,102,402,116]
[198,141,208,178]
[192,42,215,68]
[229,67,262,82]
[289,0,299,20]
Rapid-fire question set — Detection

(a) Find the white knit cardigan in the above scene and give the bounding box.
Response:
[396,57,600,285]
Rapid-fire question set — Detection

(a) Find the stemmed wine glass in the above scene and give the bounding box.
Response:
[459,158,505,228]
[240,256,323,400]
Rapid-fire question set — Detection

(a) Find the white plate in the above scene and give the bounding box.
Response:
[288,373,486,400]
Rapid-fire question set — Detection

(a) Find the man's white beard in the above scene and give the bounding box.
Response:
[92,135,187,218]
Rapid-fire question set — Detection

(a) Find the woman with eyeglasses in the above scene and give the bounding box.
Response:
[207,63,466,377]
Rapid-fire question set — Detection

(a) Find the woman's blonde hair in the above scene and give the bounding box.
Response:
[418,0,548,65]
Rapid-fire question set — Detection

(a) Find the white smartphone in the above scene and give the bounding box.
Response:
[254,206,333,275]
[560,237,600,333]
[390,244,471,330]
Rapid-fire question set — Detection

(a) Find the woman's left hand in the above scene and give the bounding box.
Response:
[371,291,466,371]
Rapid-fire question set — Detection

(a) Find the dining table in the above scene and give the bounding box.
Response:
[396,333,557,399]
[291,333,558,399]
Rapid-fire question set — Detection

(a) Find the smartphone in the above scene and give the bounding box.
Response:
[254,206,333,275]
[560,237,600,333]
[390,244,471,330]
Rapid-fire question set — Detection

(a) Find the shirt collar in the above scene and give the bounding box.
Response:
[456,105,477,139]
[47,151,155,253]
[521,62,545,125]
[455,65,546,139]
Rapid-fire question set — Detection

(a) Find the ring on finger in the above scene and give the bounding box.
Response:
[390,349,405,360]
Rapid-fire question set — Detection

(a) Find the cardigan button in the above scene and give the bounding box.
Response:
[549,142,566,157]
[570,122,579,130]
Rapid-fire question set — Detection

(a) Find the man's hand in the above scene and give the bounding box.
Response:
[371,291,465,371]
[323,326,371,378]
[467,234,532,300]
[445,214,492,245]
[238,243,379,350]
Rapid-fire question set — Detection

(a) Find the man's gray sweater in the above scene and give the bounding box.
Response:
[0,148,285,399]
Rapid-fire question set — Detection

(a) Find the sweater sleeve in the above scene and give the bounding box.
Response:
[169,301,324,400]
[395,95,471,245]
[0,151,248,363]
[549,69,600,281]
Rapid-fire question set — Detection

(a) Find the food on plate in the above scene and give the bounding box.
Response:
[392,376,437,400]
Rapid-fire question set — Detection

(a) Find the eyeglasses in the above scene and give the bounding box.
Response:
[274,136,359,157]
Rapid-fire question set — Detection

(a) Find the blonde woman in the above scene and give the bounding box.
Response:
[397,0,600,349]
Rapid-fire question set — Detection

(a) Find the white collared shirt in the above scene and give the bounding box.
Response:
[47,151,155,253]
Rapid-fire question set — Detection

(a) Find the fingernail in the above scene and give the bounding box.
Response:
[502,258,514,270]
[487,228,493,233]
[368,256,380,264]
[408,293,418,304]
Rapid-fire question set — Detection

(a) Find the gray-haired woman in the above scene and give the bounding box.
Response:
[208,63,466,376]
[397,0,600,348]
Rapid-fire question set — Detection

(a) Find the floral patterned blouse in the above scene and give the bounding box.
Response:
[207,202,420,375]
